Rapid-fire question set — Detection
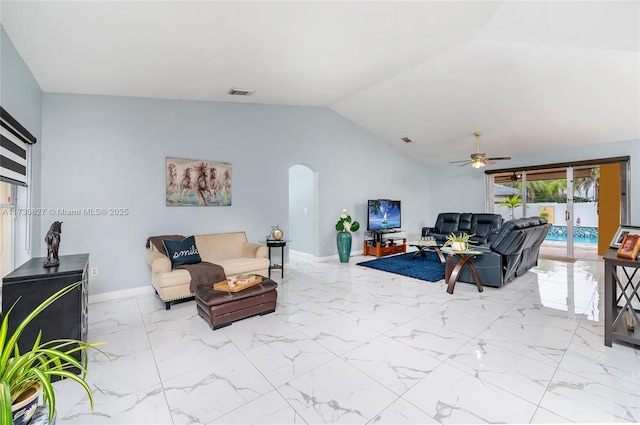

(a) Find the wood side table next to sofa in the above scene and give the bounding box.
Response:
[603,248,640,347]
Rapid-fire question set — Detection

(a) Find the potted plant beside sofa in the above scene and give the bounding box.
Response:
[0,282,106,424]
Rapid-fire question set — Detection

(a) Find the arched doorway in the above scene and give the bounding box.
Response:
[288,164,317,256]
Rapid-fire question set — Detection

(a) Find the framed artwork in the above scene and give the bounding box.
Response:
[609,225,640,249]
[166,157,232,206]
[616,233,640,260]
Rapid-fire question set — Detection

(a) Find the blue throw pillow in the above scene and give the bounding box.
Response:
[162,236,201,269]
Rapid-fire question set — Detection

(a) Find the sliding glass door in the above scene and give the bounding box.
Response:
[491,165,601,260]
[527,167,574,259]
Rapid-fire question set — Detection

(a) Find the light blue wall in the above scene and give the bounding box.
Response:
[41,94,431,294]
[427,138,640,225]
[289,164,315,255]
[0,25,42,268]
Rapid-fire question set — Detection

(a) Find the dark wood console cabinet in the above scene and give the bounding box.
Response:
[1,254,89,360]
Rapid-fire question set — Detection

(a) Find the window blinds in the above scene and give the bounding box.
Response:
[0,107,37,186]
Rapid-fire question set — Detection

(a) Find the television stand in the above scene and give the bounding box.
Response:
[363,230,406,258]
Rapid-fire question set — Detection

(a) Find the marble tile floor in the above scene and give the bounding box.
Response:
[53,253,640,424]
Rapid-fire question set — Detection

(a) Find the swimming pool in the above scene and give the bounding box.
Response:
[545,225,598,245]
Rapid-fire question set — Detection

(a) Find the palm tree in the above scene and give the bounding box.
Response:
[497,195,523,219]
[369,200,382,215]
[526,179,567,203]
[575,167,600,201]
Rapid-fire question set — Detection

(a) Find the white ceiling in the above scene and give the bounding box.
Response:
[2,1,639,165]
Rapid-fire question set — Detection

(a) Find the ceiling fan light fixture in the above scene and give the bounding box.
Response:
[449,131,510,168]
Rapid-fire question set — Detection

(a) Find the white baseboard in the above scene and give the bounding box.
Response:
[289,249,314,258]
[89,285,154,304]
[291,249,364,262]
[314,254,339,262]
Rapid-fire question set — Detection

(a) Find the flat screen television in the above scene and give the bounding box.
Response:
[367,199,401,231]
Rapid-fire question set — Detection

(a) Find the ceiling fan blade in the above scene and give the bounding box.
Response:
[486,157,511,161]
[457,161,472,167]
[485,160,496,165]
[449,159,471,163]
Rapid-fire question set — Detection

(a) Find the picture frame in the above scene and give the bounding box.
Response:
[616,233,640,260]
[165,157,232,206]
[609,225,640,249]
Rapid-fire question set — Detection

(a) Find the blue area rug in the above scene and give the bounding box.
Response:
[356,251,446,282]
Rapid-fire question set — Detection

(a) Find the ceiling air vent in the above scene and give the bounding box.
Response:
[401,137,414,144]
[228,87,254,96]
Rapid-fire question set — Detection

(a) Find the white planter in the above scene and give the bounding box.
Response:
[11,382,42,425]
[451,241,468,252]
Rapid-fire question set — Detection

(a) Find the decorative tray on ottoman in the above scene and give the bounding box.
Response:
[213,274,263,292]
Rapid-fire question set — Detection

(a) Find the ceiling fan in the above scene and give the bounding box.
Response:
[450,132,511,168]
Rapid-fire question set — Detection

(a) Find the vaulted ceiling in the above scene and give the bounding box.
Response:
[2,1,638,165]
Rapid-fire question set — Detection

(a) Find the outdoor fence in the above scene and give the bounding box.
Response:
[495,201,599,244]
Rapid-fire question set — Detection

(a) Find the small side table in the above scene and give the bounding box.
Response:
[261,240,289,278]
[441,247,484,294]
[603,248,640,347]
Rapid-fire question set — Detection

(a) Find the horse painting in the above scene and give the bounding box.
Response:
[43,221,63,268]
[165,157,232,206]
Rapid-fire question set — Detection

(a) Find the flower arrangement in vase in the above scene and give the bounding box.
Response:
[335,209,360,263]
[335,209,360,233]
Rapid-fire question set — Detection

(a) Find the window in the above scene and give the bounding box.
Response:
[1,182,16,277]
[1,107,36,186]
[0,107,37,275]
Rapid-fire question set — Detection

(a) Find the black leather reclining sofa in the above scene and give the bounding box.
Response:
[450,216,551,287]
[422,212,503,245]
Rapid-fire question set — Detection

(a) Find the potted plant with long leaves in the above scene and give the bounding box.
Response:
[0,282,106,424]
[443,232,475,252]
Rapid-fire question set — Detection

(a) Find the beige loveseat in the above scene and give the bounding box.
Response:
[146,232,270,309]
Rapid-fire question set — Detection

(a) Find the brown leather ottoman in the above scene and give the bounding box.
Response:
[195,278,278,330]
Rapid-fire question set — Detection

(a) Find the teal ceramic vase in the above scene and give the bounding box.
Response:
[337,231,352,263]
